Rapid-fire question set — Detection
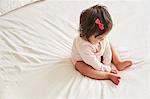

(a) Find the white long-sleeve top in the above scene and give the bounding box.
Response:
[71,35,112,72]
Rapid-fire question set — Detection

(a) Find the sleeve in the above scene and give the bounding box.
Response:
[102,39,112,67]
[78,43,111,72]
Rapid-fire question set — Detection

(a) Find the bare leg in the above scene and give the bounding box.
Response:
[75,61,121,85]
[110,44,133,71]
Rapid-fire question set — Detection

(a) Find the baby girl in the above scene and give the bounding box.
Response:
[71,5,133,85]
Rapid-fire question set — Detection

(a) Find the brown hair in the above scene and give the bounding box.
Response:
[79,4,113,40]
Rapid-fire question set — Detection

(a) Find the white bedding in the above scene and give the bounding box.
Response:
[0,0,150,99]
[0,0,43,16]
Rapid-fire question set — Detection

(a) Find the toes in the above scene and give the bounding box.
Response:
[115,79,120,85]
[125,60,133,66]
[129,61,133,65]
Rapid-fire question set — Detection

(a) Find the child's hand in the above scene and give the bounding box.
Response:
[110,69,118,74]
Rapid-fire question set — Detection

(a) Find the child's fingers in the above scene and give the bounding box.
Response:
[111,70,118,74]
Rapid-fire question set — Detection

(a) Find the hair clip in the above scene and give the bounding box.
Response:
[95,18,104,30]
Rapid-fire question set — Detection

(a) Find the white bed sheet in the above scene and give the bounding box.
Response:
[0,0,150,99]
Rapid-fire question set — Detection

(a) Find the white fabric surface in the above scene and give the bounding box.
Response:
[0,0,150,99]
[0,0,43,16]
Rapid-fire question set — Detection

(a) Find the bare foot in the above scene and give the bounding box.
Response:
[116,60,133,71]
[109,73,121,85]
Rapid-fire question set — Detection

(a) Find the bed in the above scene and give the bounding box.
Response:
[0,0,150,99]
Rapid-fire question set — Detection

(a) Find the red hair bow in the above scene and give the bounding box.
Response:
[95,18,104,30]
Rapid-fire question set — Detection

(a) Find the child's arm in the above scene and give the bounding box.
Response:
[78,43,111,72]
[102,39,112,66]
[102,40,119,73]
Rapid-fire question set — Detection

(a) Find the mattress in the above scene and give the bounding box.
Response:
[0,0,150,99]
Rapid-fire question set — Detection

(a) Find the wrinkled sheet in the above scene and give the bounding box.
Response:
[0,0,150,99]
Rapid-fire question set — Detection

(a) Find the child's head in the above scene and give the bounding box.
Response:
[79,4,113,43]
